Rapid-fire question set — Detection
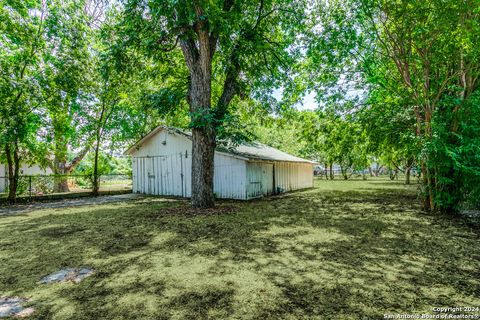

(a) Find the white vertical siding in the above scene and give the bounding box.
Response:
[131,130,192,197]
[132,130,191,158]
[0,165,6,193]
[131,129,248,199]
[245,161,313,199]
[130,128,314,200]
[0,164,52,193]
[246,162,274,199]
[213,154,247,200]
[133,153,188,197]
[274,162,314,193]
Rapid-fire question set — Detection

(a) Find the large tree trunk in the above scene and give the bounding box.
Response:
[53,162,69,193]
[50,145,90,193]
[191,128,216,207]
[182,49,216,208]
[178,2,238,208]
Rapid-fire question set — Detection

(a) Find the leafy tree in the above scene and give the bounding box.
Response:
[362,0,480,212]
[40,0,94,192]
[252,114,308,158]
[298,110,370,180]
[0,0,46,202]
[308,0,480,212]
[116,0,309,207]
[358,88,418,184]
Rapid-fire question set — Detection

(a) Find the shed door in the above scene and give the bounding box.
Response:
[247,163,273,198]
[133,157,155,194]
[263,163,274,195]
[134,153,188,196]
[146,157,155,194]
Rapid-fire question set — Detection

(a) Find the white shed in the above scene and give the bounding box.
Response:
[0,164,52,193]
[125,126,315,200]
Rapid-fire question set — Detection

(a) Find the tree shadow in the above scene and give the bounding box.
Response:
[0,184,479,319]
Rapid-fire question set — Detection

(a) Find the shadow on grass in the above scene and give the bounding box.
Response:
[0,181,479,319]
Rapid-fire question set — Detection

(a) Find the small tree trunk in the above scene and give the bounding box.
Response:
[374,164,383,176]
[369,167,373,177]
[92,139,100,196]
[405,167,411,185]
[329,163,334,180]
[52,122,70,192]
[341,166,348,180]
[389,168,395,180]
[5,143,19,203]
[421,161,435,211]
[324,163,328,180]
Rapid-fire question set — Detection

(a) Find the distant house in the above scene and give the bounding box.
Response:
[0,164,52,193]
[125,126,316,200]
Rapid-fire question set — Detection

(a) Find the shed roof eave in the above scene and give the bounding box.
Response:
[125,125,318,164]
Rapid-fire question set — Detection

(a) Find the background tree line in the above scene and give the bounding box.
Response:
[1,0,479,213]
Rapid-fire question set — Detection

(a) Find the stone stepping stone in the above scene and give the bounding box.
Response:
[40,267,94,284]
[0,297,34,318]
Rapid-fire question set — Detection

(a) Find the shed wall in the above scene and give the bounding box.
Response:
[130,129,315,200]
[0,164,52,193]
[274,162,314,192]
[0,165,5,193]
[245,161,314,199]
[246,162,274,199]
[131,131,247,200]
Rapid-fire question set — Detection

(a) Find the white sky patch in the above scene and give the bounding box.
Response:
[272,88,318,110]
[298,91,317,110]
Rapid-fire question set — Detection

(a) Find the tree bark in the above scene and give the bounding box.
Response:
[92,139,100,196]
[405,167,411,185]
[5,143,20,203]
[340,165,348,180]
[191,127,216,207]
[53,162,69,193]
[329,163,334,180]
[176,1,240,208]
[180,32,216,207]
[92,101,108,197]
[50,145,90,193]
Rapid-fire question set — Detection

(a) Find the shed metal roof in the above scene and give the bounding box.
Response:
[125,126,316,164]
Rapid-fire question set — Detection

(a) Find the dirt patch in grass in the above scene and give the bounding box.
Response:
[160,204,238,217]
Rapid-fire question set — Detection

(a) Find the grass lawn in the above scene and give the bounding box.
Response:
[0,179,479,319]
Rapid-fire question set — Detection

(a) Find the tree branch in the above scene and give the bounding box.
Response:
[66,145,91,173]
[215,48,241,121]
